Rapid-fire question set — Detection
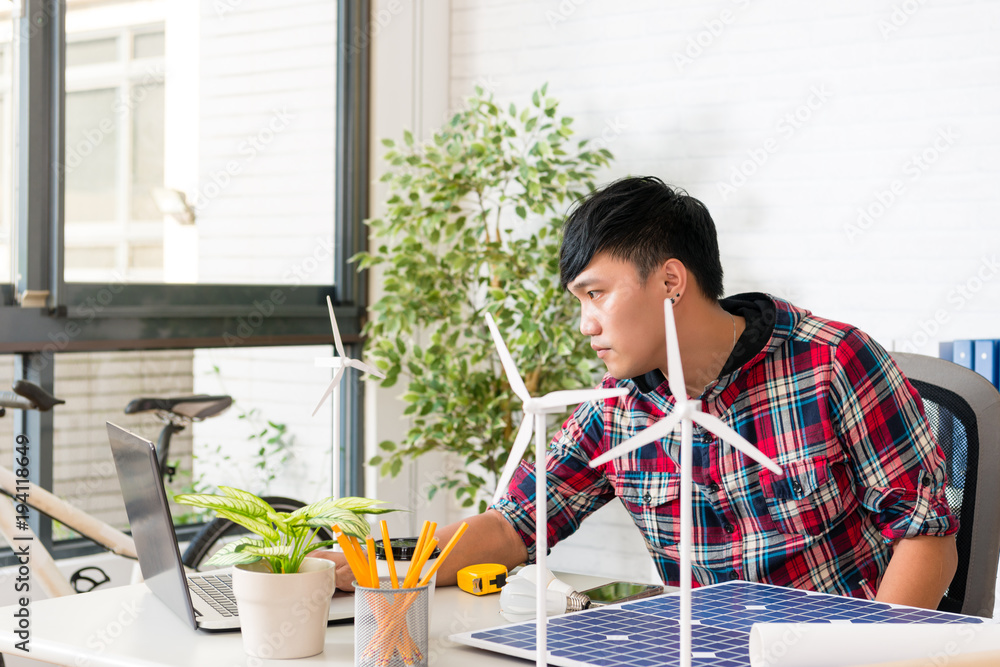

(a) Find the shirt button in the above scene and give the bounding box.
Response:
[921,476,931,487]
[791,481,803,495]
[729,571,740,580]
[643,492,652,504]
[723,522,735,534]
[707,482,720,493]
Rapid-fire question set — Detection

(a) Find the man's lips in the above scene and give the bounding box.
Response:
[591,344,609,358]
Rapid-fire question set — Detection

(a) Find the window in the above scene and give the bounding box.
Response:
[0,20,11,283]
[45,346,333,537]
[62,2,338,286]
[1,0,370,564]
[63,20,167,282]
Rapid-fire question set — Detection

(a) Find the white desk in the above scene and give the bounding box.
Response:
[0,573,614,666]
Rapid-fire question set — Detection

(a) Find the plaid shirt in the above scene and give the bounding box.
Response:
[493,295,957,600]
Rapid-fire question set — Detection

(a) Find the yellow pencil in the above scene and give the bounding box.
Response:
[365,535,379,587]
[380,520,399,589]
[406,521,431,586]
[418,521,468,587]
[403,537,438,589]
[332,525,370,587]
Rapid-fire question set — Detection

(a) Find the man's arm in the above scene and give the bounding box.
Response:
[874,534,957,609]
[310,509,527,591]
[430,509,528,586]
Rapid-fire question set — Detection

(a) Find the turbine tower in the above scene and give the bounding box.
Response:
[589,298,783,667]
[485,311,628,667]
[312,296,385,498]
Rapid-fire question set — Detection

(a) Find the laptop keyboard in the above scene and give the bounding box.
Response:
[188,573,239,618]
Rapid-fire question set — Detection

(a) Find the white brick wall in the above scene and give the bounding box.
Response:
[371,0,1000,584]
[195,0,336,285]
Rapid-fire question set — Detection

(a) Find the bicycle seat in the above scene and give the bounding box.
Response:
[12,380,66,411]
[124,395,233,421]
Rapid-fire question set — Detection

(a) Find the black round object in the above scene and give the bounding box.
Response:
[374,537,441,561]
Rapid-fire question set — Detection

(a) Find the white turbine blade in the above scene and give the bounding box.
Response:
[663,299,688,400]
[491,414,534,505]
[326,295,346,358]
[689,411,783,475]
[315,357,347,368]
[310,366,345,417]
[485,312,530,402]
[589,411,684,467]
[345,357,386,379]
[536,387,629,410]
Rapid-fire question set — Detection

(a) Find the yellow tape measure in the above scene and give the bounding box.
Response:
[457,564,508,595]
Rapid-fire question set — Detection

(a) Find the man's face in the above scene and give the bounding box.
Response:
[566,252,669,380]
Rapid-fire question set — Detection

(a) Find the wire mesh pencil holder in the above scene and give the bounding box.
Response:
[354,577,430,667]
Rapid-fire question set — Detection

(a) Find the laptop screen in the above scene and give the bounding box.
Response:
[106,422,199,630]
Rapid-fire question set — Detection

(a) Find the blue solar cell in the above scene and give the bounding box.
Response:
[457,581,983,667]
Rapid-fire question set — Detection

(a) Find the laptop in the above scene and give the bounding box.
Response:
[106,422,354,631]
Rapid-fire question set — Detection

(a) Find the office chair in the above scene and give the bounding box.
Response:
[892,352,1000,618]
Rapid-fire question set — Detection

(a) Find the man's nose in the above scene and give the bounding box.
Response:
[579,308,600,336]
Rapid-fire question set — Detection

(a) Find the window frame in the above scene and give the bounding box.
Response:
[1,0,372,565]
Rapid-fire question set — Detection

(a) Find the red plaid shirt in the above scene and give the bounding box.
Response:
[493,295,957,599]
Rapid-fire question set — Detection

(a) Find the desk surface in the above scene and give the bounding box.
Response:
[0,572,614,666]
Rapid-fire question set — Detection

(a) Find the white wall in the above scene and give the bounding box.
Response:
[194,0,336,285]
[449,0,1000,353]
[369,0,1000,583]
[366,0,457,540]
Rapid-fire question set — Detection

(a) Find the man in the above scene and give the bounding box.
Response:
[320,176,958,609]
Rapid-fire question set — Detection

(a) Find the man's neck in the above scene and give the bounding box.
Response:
[670,299,744,398]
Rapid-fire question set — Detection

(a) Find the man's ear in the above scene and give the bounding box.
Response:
[658,258,688,302]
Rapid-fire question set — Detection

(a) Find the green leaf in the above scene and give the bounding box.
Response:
[174,493,268,519]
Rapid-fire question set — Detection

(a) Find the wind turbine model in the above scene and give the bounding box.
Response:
[485,312,629,667]
[589,298,783,667]
[312,296,385,497]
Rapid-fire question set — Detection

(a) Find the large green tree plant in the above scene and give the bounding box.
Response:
[355,85,614,512]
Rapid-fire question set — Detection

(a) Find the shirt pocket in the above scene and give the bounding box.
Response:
[759,456,846,537]
[614,470,681,548]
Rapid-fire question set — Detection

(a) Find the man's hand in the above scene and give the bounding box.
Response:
[308,509,528,592]
[875,534,957,609]
[307,549,358,592]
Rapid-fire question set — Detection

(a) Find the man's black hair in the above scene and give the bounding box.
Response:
[559,176,724,300]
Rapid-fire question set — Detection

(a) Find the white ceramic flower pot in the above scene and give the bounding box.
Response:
[232,558,336,659]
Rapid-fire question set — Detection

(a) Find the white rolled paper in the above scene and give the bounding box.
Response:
[749,622,1000,667]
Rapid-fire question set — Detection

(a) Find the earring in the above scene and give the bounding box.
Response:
[669,292,680,305]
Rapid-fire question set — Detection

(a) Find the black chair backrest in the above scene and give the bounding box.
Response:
[892,352,1000,618]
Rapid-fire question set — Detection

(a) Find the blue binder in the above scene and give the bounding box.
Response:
[974,340,999,387]
[952,340,974,369]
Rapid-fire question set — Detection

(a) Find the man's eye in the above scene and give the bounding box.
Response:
[587,291,597,299]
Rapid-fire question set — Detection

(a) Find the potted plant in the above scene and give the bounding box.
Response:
[175,486,395,659]
[355,84,614,511]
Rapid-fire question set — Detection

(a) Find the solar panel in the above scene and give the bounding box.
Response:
[451,581,984,667]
